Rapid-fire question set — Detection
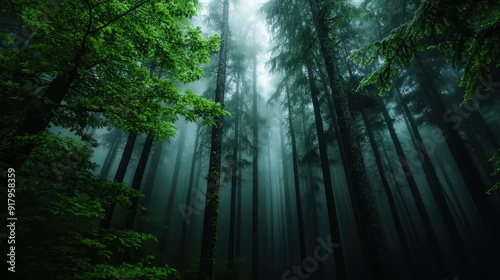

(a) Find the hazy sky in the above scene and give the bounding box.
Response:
[194,0,363,100]
[196,0,273,99]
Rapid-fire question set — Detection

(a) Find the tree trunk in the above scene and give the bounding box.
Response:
[305,60,347,279]
[165,122,188,217]
[361,108,418,279]
[392,87,476,278]
[198,0,229,278]
[142,141,164,209]
[179,124,201,260]
[2,69,78,171]
[159,122,188,253]
[235,145,243,257]
[100,132,137,229]
[378,98,453,278]
[267,141,275,271]
[306,0,391,277]
[126,135,153,230]
[279,117,292,264]
[251,48,260,280]
[99,130,124,179]
[278,177,288,269]
[415,57,500,234]
[228,77,241,266]
[285,85,306,261]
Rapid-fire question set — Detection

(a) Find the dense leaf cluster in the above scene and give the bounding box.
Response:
[0,0,225,140]
[349,0,500,99]
[2,133,179,279]
[0,0,228,278]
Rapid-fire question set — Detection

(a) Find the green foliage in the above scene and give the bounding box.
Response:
[486,149,500,195]
[76,259,180,280]
[0,0,224,140]
[3,133,180,279]
[0,2,230,278]
[349,0,500,98]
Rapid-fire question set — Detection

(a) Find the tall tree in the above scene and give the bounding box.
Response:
[178,124,202,262]
[278,116,293,264]
[251,36,260,280]
[360,107,418,279]
[351,0,500,196]
[305,59,347,278]
[227,74,241,266]
[285,84,307,261]
[100,132,137,229]
[159,122,188,253]
[198,0,230,279]
[99,129,126,179]
[126,135,154,230]
[307,0,391,277]
[142,141,165,209]
[0,0,223,172]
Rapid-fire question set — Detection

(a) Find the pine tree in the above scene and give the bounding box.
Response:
[198,0,230,279]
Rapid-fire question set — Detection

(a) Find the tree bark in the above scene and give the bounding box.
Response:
[279,117,292,264]
[415,57,500,232]
[393,86,478,277]
[228,77,241,266]
[285,85,306,261]
[142,141,164,209]
[235,145,243,257]
[126,135,153,230]
[159,122,188,253]
[305,60,347,279]
[361,108,418,279]
[251,48,260,280]
[198,0,229,278]
[179,124,201,260]
[306,0,390,277]
[100,132,137,229]
[378,97,456,278]
[3,69,78,170]
[99,130,125,179]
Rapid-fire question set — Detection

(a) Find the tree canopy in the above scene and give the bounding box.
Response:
[1,0,224,142]
[350,0,500,99]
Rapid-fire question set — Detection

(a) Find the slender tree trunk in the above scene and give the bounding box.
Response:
[142,141,164,208]
[100,132,137,229]
[285,86,306,261]
[306,0,391,277]
[379,133,421,245]
[267,141,275,271]
[198,0,229,278]
[393,87,476,277]
[378,99,453,278]
[361,108,418,279]
[278,183,288,268]
[179,124,201,260]
[415,57,500,234]
[251,48,260,280]
[159,122,188,253]
[126,135,153,230]
[228,78,241,267]
[235,146,243,257]
[435,155,468,231]
[279,117,292,263]
[99,130,124,179]
[165,122,188,217]
[305,60,347,278]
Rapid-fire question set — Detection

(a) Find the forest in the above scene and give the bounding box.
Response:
[0,0,499,279]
